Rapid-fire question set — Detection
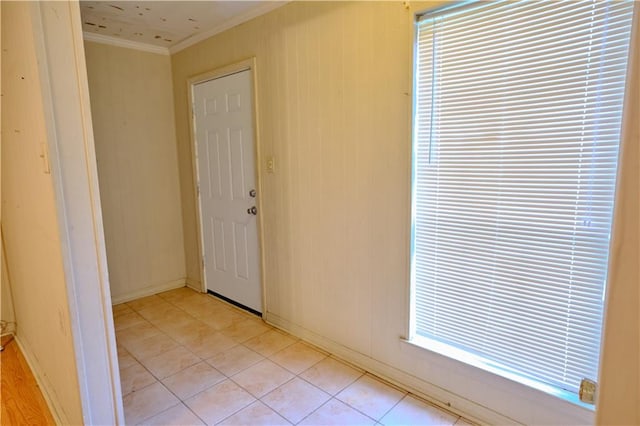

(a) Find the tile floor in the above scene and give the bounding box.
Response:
[114,287,474,425]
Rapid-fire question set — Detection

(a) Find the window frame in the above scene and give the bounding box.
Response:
[405,1,637,421]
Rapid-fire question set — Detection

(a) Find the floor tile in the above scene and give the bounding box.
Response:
[172,294,213,312]
[162,320,216,346]
[231,359,294,398]
[125,333,180,360]
[185,379,255,425]
[140,345,201,379]
[220,318,271,343]
[123,382,180,425]
[206,345,264,377]
[118,349,139,371]
[153,312,199,333]
[114,312,147,331]
[206,345,264,376]
[126,295,167,311]
[156,287,196,303]
[299,398,376,426]
[244,329,297,357]
[300,357,363,395]
[198,308,246,330]
[182,330,237,358]
[270,341,327,374]
[118,290,475,426]
[380,395,459,425]
[262,377,330,424]
[184,304,215,319]
[113,303,134,317]
[139,403,205,425]
[116,321,164,348]
[218,401,290,426]
[162,362,226,400]
[120,362,157,396]
[137,303,185,323]
[179,299,226,318]
[336,375,406,420]
[117,343,128,357]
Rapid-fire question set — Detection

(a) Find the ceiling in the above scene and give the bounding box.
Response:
[80,1,285,53]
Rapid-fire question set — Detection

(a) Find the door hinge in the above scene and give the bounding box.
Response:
[197,184,200,197]
[201,258,205,269]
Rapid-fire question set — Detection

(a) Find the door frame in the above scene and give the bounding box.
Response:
[186,58,267,314]
[26,2,123,423]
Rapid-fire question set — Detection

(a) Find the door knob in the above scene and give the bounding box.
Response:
[249,189,256,198]
[247,206,257,215]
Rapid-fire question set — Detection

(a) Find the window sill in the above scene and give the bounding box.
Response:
[403,335,595,412]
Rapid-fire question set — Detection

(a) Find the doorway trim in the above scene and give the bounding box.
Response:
[29,2,123,424]
[186,58,267,314]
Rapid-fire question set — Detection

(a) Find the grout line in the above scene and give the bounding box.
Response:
[217,402,260,425]
[135,401,183,425]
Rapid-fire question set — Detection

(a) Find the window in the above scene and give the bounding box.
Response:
[411,0,634,399]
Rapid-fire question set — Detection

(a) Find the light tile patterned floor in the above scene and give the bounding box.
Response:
[114,287,473,425]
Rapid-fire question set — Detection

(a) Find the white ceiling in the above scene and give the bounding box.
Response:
[80,1,285,53]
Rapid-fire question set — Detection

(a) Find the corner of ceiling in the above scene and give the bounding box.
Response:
[82,32,170,56]
[168,1,289,55]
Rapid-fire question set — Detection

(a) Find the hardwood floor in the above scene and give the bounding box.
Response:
[1,336,55,425]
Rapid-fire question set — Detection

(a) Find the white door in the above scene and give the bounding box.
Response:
[193,70,262,313]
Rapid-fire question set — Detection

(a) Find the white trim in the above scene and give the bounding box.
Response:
[15,335,68,425]
[111,279,186,305]
[169,2,288,54]
[83,31,169,55]
[32,3,123,424]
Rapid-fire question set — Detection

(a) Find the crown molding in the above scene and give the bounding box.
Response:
[169,1,289,55]
[83,32,170,56]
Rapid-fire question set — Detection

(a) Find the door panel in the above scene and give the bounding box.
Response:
[193,70,261,313]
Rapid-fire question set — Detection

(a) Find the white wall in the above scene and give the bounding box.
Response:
[1,2,84,423]
[171,2,640,424]
[84,41,186,303]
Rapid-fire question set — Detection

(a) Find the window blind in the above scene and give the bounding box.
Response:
[412,0,634,394]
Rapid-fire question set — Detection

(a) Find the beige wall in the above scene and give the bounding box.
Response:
[173,0,411,321]
[1,2,83,423]
[171,1,638,424]
[85,42,185,303]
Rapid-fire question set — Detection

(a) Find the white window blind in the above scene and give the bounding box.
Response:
[412,0,634,395]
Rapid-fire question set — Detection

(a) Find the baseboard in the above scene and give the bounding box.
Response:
[185,277,202,292]
[264,312,512,426]
[14,334,68,425]
[110,279,186,305]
